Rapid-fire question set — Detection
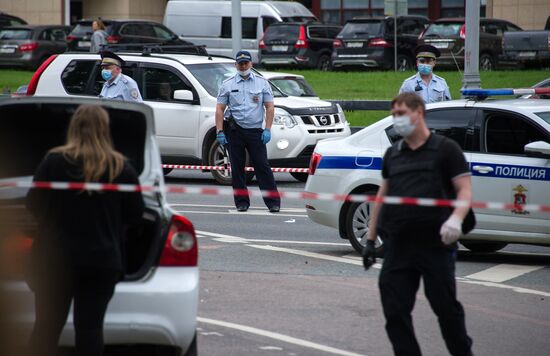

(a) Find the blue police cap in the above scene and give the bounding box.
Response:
[235,50,252,63]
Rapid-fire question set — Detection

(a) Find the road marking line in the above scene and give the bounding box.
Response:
[197,230,351,246]
[260,346,283,351]
[174,210,306,218]
[464,264,545,283]
[456,277,550,297]
[197,317,366,356]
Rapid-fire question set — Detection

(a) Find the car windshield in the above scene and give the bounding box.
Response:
[423,22,463,37]
[264,25,300,42]
[535,112,550,125]
[339,22,382,37]
[0,29,32,40]
[270,77,316,97]
[185,62,284,98]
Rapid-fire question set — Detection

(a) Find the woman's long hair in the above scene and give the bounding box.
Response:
[51,105,124,183]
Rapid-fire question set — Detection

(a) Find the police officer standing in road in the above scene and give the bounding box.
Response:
[399,45,451,103]
[363,93,474,356]
[215,50,280,213]
[99,51,143,102]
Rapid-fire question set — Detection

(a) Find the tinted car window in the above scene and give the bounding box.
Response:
[425,109,472,149]
[0,29,32,40]
[424,22,462,37]
[70,23,93,36]
[121,23,155,37]
[39,30,53,41]
[51,28,67,41]
[61,60,96,95]
[327,26,341,38]
[484,111,549,155]
[262,17,278,32]
[91,63,139,96]
[481,22,502,36]
[399,19,424,35]
[221,17,258,39]
[308,26,326,39]
[264,25,299,42]
[153,25,174,40]
[142,67,192,101]
[505,23,522,32]
[339,21,382,37]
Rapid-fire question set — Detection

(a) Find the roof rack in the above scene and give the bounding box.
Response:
[100,43,209,56]
[461,87,550,100]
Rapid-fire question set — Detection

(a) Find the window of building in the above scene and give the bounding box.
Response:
[221,17,258,39]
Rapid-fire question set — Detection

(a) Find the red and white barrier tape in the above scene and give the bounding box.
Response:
[162,164,310,174]
[2,180,549,212]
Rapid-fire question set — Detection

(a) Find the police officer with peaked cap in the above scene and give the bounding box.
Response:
[215,50,280,213]
[363,93,475,356]
[98,51,143,102]
[399,45,451,103]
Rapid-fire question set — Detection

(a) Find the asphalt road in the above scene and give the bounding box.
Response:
[166,170,550,356]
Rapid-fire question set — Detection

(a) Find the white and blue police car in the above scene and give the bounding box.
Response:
[305,89,550,253]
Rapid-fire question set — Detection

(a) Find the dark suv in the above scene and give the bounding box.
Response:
[67,19,201,53]
[332,16,429,71]
[260,22,342,71]
[418,17,522,70]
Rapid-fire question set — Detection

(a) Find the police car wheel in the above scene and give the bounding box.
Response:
[208,140,254,185]
[345,200,384,256]
[290,172,308,182]
[461,241,507,253]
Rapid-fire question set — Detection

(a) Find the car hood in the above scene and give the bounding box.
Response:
[274,96,337,115]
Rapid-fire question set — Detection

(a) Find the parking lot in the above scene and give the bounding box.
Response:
[166,169,550,356]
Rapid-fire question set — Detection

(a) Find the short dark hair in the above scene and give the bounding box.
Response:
[391,92,425,114]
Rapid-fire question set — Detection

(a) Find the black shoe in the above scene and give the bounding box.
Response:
[269,205,280,213]
[237,205,249,212]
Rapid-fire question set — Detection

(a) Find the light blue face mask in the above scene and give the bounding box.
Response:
[101,69,113,81]
[418,63,433,75]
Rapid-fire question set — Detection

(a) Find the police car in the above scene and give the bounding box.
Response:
[305,90,550,253]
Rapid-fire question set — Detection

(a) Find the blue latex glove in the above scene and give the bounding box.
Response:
[261,128,271,145]
[216,132,227,146]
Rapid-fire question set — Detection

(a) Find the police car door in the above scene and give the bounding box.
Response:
[470,108,550,236]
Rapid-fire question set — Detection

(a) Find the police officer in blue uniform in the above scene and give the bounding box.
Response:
[98,51,142,102]
[215,50,280,213]
[399,45,451,103]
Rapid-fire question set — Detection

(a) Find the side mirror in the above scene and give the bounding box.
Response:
[524,141,550,158]
[173,89,193,102]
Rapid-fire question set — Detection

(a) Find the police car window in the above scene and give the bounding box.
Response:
[142,67,192,102]
[425,109,471,150]
[91,62,139,96]
[484,111,549,155]
[61,60,96,95]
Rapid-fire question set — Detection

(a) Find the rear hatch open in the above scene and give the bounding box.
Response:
[0,97,165,281]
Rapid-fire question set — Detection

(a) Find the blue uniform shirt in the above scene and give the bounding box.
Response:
[399,73,451,103]
[217,72,274,129]
[99,73,143,102]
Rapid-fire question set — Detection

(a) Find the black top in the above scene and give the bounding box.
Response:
[26,152,144,271]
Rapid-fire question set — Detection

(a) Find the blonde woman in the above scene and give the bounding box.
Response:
[26,105,144,356]
[90,19,108,52]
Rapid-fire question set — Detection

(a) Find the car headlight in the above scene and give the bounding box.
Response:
[273,107,297,128]
[336,103,347,124]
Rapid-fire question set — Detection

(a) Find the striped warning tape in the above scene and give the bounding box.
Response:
[162,164,310,173]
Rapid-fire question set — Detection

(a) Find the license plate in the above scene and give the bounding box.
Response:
[518,51,536,58]
[272,45,288,52]
[346,42,363,48]
[78,41,91,48]
[0,47,15,53]
[432,43,449,49]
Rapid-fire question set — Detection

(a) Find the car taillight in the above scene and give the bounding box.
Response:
[66,35,77,42]
[107,35,121,44]
[259,36,266,49]
[294,25,308,49]
[19,42,38,52]
[368,38,392,48]
[309,152,322,176]
[459,24,466,40]
[26,54,57,96]
[333,39,343,48]
[159,214,198,267]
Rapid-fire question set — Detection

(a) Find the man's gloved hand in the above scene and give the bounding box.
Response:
[261,128,271,145]
[362,239,376,270]
[440,215,462,245]
[216,131,227,146]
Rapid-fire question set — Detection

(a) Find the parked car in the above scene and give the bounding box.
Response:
[0,25,71,69]
[260,71,319,99]
[519,77,550,99]
[418,17,522,70]
[0,12,26,29]
[500,17,550,68]
[28,51,350,184]
[260,21,341,70]
[67,19,202,54]
[305,97,550,253]
[331,16,429,71]
[164,0,317,63]
[0,96,199,355]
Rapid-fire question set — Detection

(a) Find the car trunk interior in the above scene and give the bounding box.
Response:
[0,102,161,281]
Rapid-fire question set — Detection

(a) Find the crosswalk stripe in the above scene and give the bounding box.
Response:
[464,264,545,283]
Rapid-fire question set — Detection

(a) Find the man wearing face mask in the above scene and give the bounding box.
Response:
[363,93,474,356]
[215,50,280,213]
[98,51,142,102]
[399,45,451,103]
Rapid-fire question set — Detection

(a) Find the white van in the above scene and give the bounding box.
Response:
[163,0,316,63]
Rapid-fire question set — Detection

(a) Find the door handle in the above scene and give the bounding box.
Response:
[472,165,494,174]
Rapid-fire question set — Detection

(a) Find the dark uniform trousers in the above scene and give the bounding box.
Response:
[379,239,473,356]
[226,125,280,208]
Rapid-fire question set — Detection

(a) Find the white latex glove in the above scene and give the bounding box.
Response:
[440,215,463,245]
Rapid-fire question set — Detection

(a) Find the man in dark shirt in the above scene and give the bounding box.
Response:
[363,93,473,356]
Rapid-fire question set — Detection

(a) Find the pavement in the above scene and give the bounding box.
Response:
[165,170,550,356]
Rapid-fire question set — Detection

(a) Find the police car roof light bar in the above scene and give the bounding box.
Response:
[461,87,550,97]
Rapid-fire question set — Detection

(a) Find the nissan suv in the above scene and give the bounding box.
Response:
[332,16,429,71]
[28,52,351,184]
